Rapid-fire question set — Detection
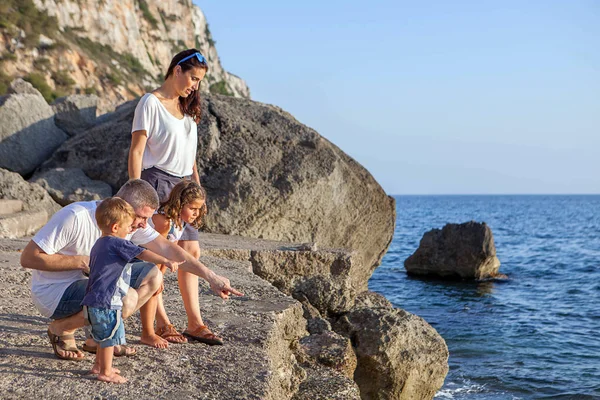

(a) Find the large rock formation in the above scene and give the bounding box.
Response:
[0,168,60,217]
[31,167,112,206]
[40,94,396,272]
[335,305,449,400]
[0,82,68,175]
[405,221,501,280]
[0,168,61,238]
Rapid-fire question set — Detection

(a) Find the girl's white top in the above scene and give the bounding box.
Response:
[132,93,198,177]
[148,215,186,243]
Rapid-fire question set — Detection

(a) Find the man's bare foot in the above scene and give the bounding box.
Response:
[140,333,168,348]
[97,372,127,384]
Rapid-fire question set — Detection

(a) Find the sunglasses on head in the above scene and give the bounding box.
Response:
[177,52,207,65]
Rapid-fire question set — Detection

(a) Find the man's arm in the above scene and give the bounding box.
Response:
[20,241,90,274]
[142,235,243,299]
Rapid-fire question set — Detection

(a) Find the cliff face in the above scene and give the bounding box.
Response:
[0,0,249,112]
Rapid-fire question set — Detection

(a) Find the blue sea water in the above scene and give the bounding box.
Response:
[368,195,600,400]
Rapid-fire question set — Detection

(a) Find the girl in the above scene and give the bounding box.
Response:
[149,180,223,345]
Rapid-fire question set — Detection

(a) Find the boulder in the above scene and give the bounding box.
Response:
[31,167,112,206]
[298,331,357,379]
[0,82,68,175]
[405,221,501,280]
[292,363,361,400]
[7,78,40,96]
[52,94,98,136]
[0,168,60,217]
[40,95,396,273]
[199,232,363,316]
[334,307,449,400]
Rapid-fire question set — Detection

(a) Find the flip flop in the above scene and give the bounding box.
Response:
[47,329,85,361]
[155,324,188,344]
[81,343,137,357]
[182,325,224,346]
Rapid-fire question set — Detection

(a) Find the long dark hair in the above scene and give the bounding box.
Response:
[164,49,208,123]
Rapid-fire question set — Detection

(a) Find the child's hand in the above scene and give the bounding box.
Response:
[164,260,183,273]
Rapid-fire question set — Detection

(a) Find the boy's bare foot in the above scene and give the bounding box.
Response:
[97,372,127,384]
[90,365,120,375]
[140,333,168,348]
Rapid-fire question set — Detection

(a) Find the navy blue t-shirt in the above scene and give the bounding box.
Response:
[81,236,145,310]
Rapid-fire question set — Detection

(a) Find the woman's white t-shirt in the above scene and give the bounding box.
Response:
[132,93,198,177]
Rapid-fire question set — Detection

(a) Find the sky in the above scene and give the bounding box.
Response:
[195,1,599,195]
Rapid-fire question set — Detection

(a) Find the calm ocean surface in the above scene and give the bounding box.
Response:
[369,195,600,400]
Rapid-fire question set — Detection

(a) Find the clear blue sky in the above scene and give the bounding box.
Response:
[195,1,599,195]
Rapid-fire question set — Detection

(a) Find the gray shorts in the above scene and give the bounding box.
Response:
[140,166,199,241]
[50,262,156,320]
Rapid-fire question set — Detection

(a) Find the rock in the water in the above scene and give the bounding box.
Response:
[0,83,68,175]
[40,95,396,272]
[405,221,501,280]
[335,307,449,400]
[52,94,98,136]
[31,167,112,206]
[0,168,60,217]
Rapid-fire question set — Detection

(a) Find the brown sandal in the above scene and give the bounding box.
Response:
[47,329,84,361]
[81,343,137,357]
[182,325,224,346]
[155,324,188,344]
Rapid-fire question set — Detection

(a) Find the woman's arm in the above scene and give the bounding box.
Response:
[191,162,200,184]
[128,130,148,179]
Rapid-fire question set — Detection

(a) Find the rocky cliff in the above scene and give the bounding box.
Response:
[0,0,249,112]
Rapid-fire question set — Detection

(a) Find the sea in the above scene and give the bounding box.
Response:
[368,195,600,400]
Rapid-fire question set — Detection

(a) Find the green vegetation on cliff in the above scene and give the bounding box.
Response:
[0,0,59,47]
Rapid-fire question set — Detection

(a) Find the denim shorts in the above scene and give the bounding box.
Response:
[141,167,199,241]
[84,306,125,348]
[50,261,156,320]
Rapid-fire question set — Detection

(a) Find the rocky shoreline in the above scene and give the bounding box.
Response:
[0,234,448,399]
[0,77,449,398]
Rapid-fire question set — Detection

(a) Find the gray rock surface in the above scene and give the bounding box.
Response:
[31,167,113,206]
[40,94,396,273]
[198,232,362,316]
[291,363,361,400]
[0,83,68,175]
[7,78,40,95]
[52,94,99,137]
[335,307,449,400]
[0,245,309,400]
[405,221,501,280]
[298,331,357,379]
[0,168,61,217]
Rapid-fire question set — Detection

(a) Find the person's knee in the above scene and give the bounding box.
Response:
[146,268,163,293]
[180,242,201,260]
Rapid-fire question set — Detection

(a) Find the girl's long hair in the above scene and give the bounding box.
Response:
[164,48,208,124]
[160,180,207,229]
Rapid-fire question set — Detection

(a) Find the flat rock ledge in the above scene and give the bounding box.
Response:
[0,240,309,400]
[0,234,448,399]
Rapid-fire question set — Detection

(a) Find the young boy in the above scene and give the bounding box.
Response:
[82,197,181,384]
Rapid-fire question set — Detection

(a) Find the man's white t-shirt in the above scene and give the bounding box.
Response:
[131,93,198,178]
[31,201,159,317]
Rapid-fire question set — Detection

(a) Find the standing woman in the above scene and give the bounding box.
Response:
[129,49,222,346]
